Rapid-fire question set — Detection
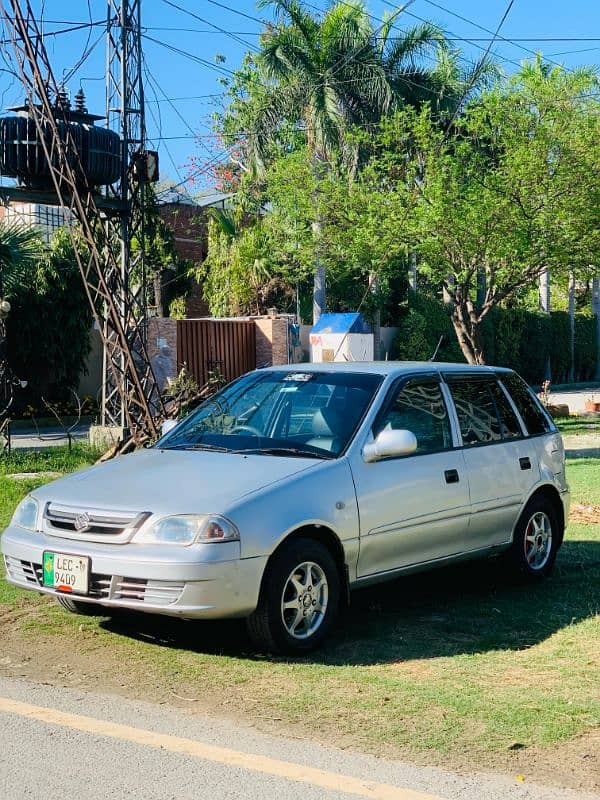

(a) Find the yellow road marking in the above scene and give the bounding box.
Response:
[0,695,444,800]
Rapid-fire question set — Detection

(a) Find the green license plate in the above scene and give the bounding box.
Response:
[43,552,90,594]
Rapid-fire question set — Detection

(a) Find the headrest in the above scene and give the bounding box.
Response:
[312,407,343,437]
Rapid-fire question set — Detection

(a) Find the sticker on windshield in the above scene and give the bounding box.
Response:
[282,373,314,382]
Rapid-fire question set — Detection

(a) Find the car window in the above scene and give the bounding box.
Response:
[158,370,382,458]
[499,373,555,435]
[489,381,523,439]
[374,379,452,455]
[447,380,502,446]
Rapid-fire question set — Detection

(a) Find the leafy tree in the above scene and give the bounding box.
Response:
[220,0,462,321]
[409,61,600,363]
[134,190,193,318]
[0,221,43,297]
[6,228,93,405]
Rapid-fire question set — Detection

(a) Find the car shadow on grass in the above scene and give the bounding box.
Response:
[99,539,600,665]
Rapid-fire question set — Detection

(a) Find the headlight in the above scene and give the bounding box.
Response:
[133,514,239,546]
[11,495,39,531]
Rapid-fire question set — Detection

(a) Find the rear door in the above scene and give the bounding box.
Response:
[352,375,472,578]
[445,375,539,548]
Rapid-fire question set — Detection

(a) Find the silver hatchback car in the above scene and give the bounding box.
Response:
[2,363,569,653]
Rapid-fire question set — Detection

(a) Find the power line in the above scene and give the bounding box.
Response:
[142,55,185,186]
[202,0,268,26]
[160,0,260,53]
[141,34,237,77]
[394,0,585,74]
[146,93,224,103]
[155,147,236,197]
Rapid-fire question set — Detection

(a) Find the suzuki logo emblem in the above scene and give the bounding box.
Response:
[74,512,92,532]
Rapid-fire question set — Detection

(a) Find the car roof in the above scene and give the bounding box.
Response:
[261,361,513,377]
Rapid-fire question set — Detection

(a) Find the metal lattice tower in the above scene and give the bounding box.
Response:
[103,0,148,429]
[0,0,164,442]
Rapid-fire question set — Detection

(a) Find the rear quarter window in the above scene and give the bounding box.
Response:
[499,373,556,436]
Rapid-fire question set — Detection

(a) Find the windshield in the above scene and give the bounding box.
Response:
[157,370,382,458]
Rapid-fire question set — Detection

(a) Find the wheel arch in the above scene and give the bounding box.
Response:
[260,524,349,604]
[519,483,566,544]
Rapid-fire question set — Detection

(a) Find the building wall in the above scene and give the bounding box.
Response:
[0,202,71,243]
[158,202,210,318]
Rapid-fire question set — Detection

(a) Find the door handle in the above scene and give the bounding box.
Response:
[519,457,532,470]
[444,469,459,484]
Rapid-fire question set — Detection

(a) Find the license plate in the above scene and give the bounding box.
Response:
[43,552,90,594]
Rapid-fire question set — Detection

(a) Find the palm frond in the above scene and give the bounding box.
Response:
[208,208,238,239]
[0,221,44,295]
[383,22,445,74]
[258,0,318,44]
[260,27,317,85]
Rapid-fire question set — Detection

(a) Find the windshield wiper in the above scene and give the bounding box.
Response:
[243,446,334,460]
[161,442,235,453]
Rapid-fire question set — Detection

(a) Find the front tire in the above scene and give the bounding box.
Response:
[506,496,561,579]
[246,538,341,655]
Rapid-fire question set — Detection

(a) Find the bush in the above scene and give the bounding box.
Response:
[391,292,464,363]
[574,313,598,381]
[391,294,598,383]
[549,311,570,383]
[6,229,92,410]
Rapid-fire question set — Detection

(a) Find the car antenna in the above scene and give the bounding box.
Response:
[429,335,444,361]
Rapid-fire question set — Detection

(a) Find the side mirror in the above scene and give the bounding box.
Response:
[363,428,417,463]
[161,418,178,437]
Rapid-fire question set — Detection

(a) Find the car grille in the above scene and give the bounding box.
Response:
[3,556,184,606]
[43,503,150,544]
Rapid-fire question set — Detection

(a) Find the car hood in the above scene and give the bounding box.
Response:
[31,447,319,515]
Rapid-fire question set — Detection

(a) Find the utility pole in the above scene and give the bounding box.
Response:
[102,0,151,430]
[2,0,164,443]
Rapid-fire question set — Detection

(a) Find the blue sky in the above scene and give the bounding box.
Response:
[2,0,599,191]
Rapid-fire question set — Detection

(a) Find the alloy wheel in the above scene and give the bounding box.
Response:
[524,510,553,570]
[280,561,329,640]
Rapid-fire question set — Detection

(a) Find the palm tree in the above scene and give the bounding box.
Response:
[252,0,457,321]
[0,220,43,369]
[0,220,42,298]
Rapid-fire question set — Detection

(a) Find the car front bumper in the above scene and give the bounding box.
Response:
[1,525,267,619]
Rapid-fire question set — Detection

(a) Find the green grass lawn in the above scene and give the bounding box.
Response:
[0,444,598,770]
[555,416,600,436]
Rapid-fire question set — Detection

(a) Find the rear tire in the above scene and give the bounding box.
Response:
[505,495,561,579]
[246,538,341,655]
[56,595,106,616]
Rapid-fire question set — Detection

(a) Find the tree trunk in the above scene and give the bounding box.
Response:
[539,269,551,380]
[311,154,327,324]
[370,270,381,359]
[312,218,326,324]
[539,269,551,312]
[154,271,165,317]
[568,270,575,383]
[408,252,417,292]
[593,276,600,380]
[450,300,486,365]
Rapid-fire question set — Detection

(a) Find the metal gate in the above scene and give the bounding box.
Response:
[176,319,256,386]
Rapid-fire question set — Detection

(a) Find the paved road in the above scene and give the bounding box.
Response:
[8,423,91,450]
[0,677,597,800]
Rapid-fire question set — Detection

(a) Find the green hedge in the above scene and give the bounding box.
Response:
[392,294,598,384]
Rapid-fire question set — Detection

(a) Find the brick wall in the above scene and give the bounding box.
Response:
[254,317,290,367]
[158,202,210,317]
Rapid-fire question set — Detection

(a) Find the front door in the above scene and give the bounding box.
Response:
[352,376,472,578]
